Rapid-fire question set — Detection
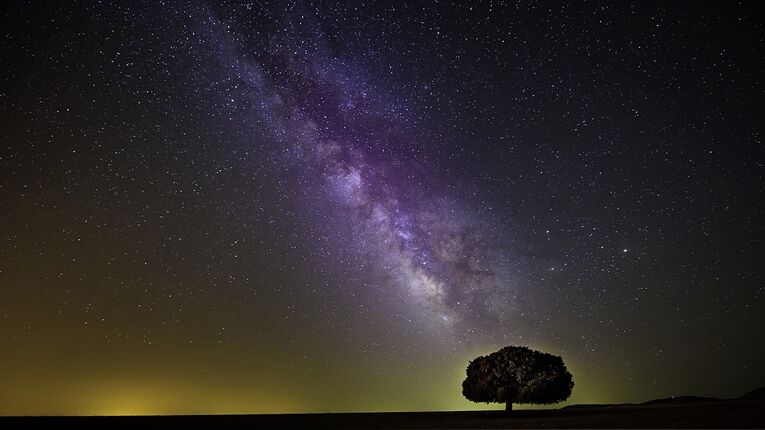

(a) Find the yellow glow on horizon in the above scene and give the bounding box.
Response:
[81,382,306,416]
[0,337,629,416]
[0,374,306,416]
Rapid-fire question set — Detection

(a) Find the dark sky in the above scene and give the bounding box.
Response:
[1,0,763,415]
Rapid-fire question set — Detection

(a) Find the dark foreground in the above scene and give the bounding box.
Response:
[3,398,764,429]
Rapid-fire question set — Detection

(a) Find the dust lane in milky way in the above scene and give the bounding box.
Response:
[196,4,528,341]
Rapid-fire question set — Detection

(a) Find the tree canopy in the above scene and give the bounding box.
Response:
[462,346,574,410]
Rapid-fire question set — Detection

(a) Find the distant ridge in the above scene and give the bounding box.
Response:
[564,386,765,410]
[641,396,718,405]
[739,386,765,400]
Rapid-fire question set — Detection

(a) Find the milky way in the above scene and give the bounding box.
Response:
[191,4,529,340]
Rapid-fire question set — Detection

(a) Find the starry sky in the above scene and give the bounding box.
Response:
[1,0,763,416]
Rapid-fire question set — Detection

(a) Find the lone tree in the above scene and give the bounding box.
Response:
[462,346,574,411]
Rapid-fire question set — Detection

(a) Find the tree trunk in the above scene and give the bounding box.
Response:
[506,402,513,411]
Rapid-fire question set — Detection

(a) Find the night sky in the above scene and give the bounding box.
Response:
[1,0,763,415]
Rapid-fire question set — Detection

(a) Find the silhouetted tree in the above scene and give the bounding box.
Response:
[462,346,574,411]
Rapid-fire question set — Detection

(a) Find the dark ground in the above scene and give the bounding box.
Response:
[3,398,764,429]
